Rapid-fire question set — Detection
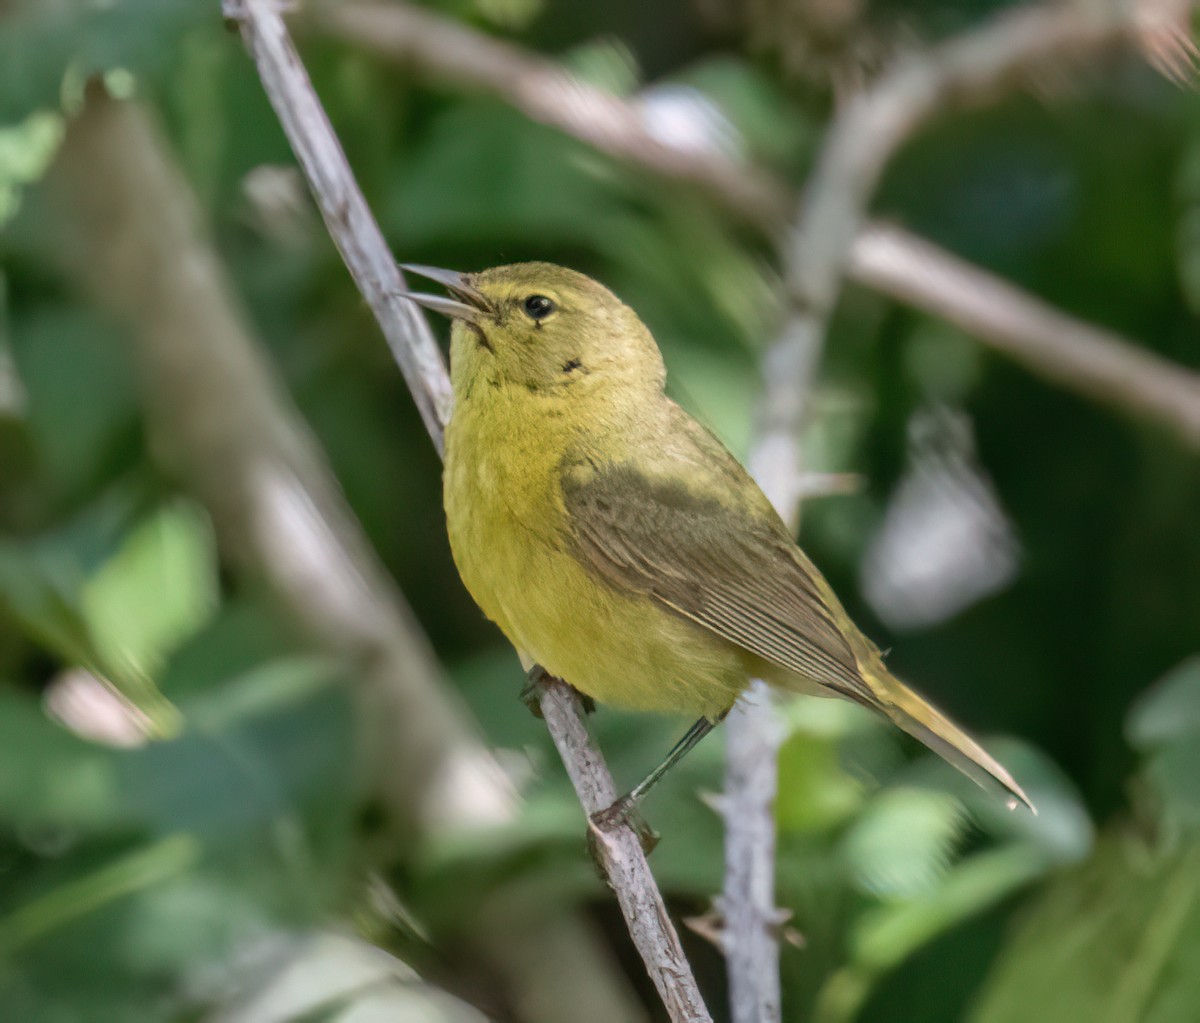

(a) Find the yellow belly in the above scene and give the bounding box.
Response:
[444,398,746,720]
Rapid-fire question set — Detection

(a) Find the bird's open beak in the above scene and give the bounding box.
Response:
[400,264,489,323]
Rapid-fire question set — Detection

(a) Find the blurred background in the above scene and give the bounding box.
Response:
[2,0,1199,1021]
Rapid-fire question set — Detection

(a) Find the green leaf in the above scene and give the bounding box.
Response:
[972,838,1200,1023]
[0,111,64,227]
[0,496,217,732]
[0,548,96,669]
[9,307,139,504]
[0,689,126,833]
[1143,743,1200,830]
[854,846,1049,971]
[81,499,218,706]
[0,486,144,669]
[1126,659,1200,828]
[776,729,866,835]
[0,0,213,122]
[388,102,630,248]
[814,846,1051,1023]
[0,834,200,958]
[900,738,1094,866]
[841,788,969,900]
[1126,656,1200,752]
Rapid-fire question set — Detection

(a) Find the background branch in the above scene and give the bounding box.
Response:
[320,0,1200,450]
[315,0,789,230]
[48,84,513,844]
[850,224,1200,449]
[226,1,711,1019]
[718,679,784,1023]
[782,2,1137,337]
[714,342,826,1023]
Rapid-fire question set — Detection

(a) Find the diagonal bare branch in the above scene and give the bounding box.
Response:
[225,1,712,1018]
[539,679,712,1022]
[229,1,454,452]
[851,224,1200,447]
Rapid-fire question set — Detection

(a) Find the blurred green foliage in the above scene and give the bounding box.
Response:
[1,0,1199,1020]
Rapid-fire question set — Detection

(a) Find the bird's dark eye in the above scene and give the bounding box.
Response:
[523,294,555,321]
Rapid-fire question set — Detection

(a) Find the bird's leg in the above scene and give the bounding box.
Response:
[520,664,595,719]
[589,713,726,850]
[626,714,722,805]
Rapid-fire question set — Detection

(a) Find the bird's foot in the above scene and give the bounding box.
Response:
[519,666,549,719]
[520,668,595,718]
[588,795,660,858]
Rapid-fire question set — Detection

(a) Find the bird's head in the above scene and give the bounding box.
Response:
[403,262,665,399]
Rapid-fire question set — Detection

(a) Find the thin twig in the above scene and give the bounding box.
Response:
[851,225,1200,448]
[779,1,1142,404]
[718,685,784,1023]
[320,0,1200,451]
[715,348,829,1023]
[226,1,711,1018]
[717,322,835,1023]
[314,0,789,230]
[227,0,453,452]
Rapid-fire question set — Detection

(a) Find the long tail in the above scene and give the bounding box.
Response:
[876,675,1035,813]
[839,645,1035,812]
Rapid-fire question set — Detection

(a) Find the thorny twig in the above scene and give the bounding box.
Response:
[727,8,1183,1019]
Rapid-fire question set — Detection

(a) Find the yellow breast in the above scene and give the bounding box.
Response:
[443,387,745,720]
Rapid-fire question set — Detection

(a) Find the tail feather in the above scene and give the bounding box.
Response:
[864,670,1036,814]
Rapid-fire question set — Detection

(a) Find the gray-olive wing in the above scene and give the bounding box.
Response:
[560,459,871,701]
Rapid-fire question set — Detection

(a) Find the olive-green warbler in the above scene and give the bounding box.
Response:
[404,262,1033,823]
